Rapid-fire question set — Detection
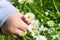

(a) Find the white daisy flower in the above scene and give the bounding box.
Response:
[39,25,48,31]
[31,30,39,38]
[48,27,55,34]
[18,0,25,4]
[26,0,33,3]
[45,11,49,16]
[28,25,38,32]
[25,12,35,21]
[36,35,47,40]
[47,20,54,27]
[31,20,39,26]
[19,31,27,37]
[52,35,60,40]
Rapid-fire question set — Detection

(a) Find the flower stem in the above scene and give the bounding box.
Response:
[40,0,42,7]
[53,0,59,13]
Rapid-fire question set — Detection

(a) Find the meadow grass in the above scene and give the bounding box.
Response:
[0,0,60,40]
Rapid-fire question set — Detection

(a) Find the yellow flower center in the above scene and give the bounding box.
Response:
[27,0,31,2]
[32,21,37,25]
[34,32,38,36]
[41,27,45,31]
[20,32,26,36]
[21,0,25,2]
[27,15,32,19]
[32,27,36,31]
[49,22,53,26]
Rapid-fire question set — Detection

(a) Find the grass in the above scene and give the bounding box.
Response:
[0,0,60,40]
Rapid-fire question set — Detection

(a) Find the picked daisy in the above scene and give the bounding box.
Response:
[28,25,38,32]
[18,0,25,4]
[31,30,39,38]
[19,31,27,37]
[47,20,54,27]
[48,27,55,34]
[39,25,48,31]
[31,20,39,26]
[25,12,35,21]
[26,0,33,3]
[52,35,60,40]
[36,35,47,40]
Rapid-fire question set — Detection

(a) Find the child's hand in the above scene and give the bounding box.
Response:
[1,11,29,37]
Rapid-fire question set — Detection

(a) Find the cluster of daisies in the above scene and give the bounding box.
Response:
[19,12,60,40]
[18,0,33,4]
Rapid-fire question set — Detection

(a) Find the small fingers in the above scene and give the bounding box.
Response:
[16,29,27,37]
[19,13,30,25]
[19,13,24,19]
[11,28,26,37]
[17,19,28,32]
[9,27,26,37]
[22,17,30,25]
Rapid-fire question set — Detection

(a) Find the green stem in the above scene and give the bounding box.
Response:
[25,36,32,40]
[23,37,26,40]
[43,31,46,36]
[40,0,42,7]
[53,0,59,13]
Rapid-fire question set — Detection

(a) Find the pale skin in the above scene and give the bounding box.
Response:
[1,11,29,37]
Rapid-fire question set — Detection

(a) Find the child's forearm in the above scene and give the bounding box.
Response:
[0,0,19,27]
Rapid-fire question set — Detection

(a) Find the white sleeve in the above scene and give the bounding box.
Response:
[0,0,19,27]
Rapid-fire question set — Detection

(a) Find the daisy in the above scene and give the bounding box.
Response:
[47,20,54,27]
[39,25,48,31]
[48,27,55,34]
[31,20,39,26]
[18,0,25,4]
[26,0,33,3]
[31,30,39,38]
[28,25,38,32]
[36,35,47,40]
[52,35,60,40]
[24,12,35,21]
[19,31,27,37]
